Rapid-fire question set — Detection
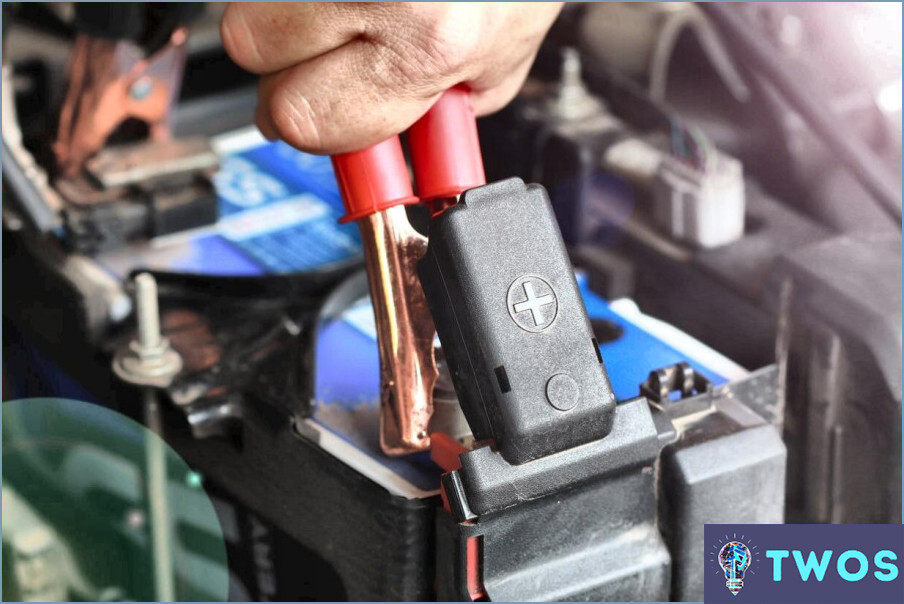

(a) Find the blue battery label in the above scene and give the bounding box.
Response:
[211,134,361,273]
[95,128,362,278]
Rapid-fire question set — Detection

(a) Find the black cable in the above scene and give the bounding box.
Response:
[700,3,903,227]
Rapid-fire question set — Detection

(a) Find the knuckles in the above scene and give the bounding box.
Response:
[220,4,265,73]
[223,1,554,153]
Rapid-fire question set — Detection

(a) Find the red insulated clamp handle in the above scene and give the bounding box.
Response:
[332,136,419,223]
[409,85,486,202]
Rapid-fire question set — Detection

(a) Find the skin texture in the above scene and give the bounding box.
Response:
[221,2,563,154]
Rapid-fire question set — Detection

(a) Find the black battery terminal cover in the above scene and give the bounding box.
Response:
[418,177,616,465]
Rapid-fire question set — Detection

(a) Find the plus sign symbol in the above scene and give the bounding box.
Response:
[507,275,558,332]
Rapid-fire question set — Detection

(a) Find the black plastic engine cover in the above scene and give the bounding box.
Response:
[418,177,616,464]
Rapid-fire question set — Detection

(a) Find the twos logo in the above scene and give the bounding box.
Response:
[704,524,904,604]
[709,535,760,596]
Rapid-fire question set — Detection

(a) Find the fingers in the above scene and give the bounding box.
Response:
[256,39,452,154]
[223,2,565,154]
[221,2,368,74]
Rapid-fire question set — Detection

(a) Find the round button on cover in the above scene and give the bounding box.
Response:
[546,373,579,411]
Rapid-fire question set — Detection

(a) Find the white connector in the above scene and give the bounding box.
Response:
[653,151,745,248]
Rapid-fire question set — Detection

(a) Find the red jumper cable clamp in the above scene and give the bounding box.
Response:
[330,85,485,456]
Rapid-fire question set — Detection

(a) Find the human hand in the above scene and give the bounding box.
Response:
[221,2,562,154]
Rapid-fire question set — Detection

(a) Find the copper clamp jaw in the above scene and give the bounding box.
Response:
[358,206,438,454]
[54,27,188,178]
[331,87,485,456]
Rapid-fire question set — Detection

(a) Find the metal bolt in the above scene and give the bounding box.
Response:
[560,47,583,90]
[135,273,162,350]
[113,273,182,388]
[550,47,604,121]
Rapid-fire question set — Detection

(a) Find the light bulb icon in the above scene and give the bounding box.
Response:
[718,541,751,596]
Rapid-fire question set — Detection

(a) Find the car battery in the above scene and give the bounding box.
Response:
[6,126,785,601]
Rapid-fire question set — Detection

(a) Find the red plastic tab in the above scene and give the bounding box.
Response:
[466,535,487,601]
[409,85,486,202]
[331,136,418,223]
[430,432,468,472]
